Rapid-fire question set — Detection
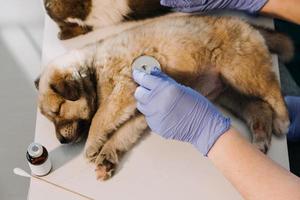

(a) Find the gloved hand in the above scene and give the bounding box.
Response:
[132,68,231,156]
[285,96,300,142]
[160,0,268,13]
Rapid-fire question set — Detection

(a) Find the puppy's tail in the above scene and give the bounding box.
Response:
[253,25,294,62]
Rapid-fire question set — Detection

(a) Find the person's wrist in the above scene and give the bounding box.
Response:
[194,116,231,156]
[260,0,278,14]
[240,0,269,13]
[179,85,232,156]
[207,127,240,159]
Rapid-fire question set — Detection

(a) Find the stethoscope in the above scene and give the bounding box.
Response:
[132,55,161,74]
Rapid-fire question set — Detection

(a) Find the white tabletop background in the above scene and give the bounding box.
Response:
[28,12,289,200]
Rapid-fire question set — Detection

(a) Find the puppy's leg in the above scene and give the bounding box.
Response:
[85,80,137,163]
[216,88,273,153]
[220,62,289,136]
[94,115,148,181]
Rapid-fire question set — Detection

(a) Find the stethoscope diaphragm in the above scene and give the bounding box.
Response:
[132,55,161,74]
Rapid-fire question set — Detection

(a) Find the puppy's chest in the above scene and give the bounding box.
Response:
[96,62,133,100]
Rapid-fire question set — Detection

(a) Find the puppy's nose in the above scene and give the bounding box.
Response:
[56,133,71,144]
[58,136,68,144]
[56,130,71,144]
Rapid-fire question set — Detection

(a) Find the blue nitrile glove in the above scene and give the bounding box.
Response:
[132,68,231,156]
[160,0,268,13]
[285,96,300,142]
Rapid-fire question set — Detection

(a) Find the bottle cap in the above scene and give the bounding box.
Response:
[27,143,43,158]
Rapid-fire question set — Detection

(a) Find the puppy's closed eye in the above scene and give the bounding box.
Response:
[50,79,81,101]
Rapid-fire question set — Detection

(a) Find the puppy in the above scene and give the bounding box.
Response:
[36,15,292,180]
[43,0,170,40]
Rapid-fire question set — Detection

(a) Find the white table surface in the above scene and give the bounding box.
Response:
[28,13,289,200]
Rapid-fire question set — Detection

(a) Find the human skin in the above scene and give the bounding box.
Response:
[161,0,300,24]
[133,69,300,199]
[260,0,300,24]
[208,128,300,200]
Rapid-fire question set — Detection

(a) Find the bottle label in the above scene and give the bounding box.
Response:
[28,158,52,176]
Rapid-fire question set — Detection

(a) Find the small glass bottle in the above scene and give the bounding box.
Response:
[26,143,52,176]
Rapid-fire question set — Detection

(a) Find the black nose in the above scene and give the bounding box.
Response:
[56,132,70,144]
[58,136,68,144]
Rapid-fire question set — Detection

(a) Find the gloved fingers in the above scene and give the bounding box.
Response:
[136,102,148,115]
[284,96,300,142]
[132,69,161,90]
[150,68,167,78]
[160,0,205,8]
[160,0,183,8]
[134,86,151,104]
[150,68,177,84]
[284,96,298,120]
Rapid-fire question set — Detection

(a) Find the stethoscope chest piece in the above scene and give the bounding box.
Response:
[132,55,161,74]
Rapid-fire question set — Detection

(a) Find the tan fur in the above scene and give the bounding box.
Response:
[36,15,290,180]
[252,25,294,62]
[94,115,148,180]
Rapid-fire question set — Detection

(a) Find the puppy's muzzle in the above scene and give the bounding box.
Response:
[55,120,90,144]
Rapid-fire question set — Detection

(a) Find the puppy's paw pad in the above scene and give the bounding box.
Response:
[95,160,115,181]
[252,120,269,134]
[94,148,118,181]
[95,164,114,181]
[273,117,290,136]
[250,114,272,134]
[250,120,272,154]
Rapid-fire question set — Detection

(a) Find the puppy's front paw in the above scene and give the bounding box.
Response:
[250,117,272,154]
[253,139,270,154]
[85,143,102,163]
[94,145,119,181]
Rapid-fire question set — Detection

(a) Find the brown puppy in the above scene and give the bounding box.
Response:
[36,15,292,180]
[44,0,170,40]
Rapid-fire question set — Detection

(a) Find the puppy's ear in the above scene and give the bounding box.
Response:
[50,78,81,101]
[34,76,40,90]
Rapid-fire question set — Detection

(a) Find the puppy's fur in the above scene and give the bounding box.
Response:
[36,15,292,180]
[44,0,170,40]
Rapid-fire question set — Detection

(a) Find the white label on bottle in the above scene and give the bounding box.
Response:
[28,158,52,176]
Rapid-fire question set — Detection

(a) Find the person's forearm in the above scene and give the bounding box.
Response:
[260,0,300,24]
[208,128,300,200]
